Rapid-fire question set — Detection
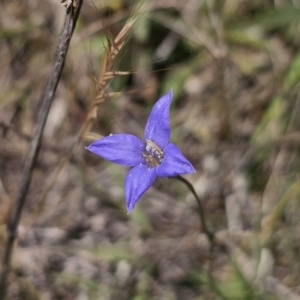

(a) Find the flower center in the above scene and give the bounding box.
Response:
[142,140,164,168]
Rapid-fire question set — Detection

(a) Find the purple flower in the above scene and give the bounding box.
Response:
[86,90,195,213]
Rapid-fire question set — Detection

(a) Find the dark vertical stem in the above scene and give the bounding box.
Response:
[174,175,213,242]
[0,2,84,298]
[174,175,227,299]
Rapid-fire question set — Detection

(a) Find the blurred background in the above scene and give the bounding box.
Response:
[1,0,300,299]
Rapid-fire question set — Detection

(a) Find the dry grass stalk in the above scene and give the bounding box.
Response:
[79,16,136,141]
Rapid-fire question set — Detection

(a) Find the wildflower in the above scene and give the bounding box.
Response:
[86,90,195,213]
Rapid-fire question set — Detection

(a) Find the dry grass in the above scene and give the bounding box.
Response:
[1,0,300,299]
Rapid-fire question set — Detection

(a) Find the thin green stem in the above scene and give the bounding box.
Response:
[175,175,213,242]
[174,175,227,300]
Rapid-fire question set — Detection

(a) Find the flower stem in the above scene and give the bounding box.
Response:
[174,175,227,299]
[175,175,213,242]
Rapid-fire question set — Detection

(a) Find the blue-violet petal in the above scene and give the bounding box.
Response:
[86,134,144,167]
[156,143,196,177]
[144,90,173,149]
[125,164,156,213]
